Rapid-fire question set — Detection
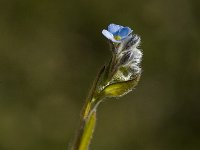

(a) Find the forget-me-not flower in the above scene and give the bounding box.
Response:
[70,23,142,150]
[101,23,142,83]
[102,23,133,43]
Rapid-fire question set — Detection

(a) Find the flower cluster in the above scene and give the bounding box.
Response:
[91,23,143,98]
[103,23,142,82]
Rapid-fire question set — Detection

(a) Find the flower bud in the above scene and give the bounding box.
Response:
[129,64,141,75]
[131,49,142,65]
[120,50,133,65]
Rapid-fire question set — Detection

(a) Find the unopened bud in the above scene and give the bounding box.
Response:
[120,50,133,65]
[125,34,140,50]
[130,64,141,75]
[131,49,142,64]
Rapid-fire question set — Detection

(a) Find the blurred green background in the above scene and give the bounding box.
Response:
[0,0,200,150]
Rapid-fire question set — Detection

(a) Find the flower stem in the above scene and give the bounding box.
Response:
[70,67,105,150]
[70,103,96,150]
[79,110,96,150]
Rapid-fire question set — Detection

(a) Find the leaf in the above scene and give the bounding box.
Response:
[81,66,105,118]
[99,73,141,98]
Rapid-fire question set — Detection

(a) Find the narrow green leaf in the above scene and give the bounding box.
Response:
[100,74,141,98]
[81,66,105,118]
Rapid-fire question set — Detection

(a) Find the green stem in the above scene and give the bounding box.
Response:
[70,100,97,150]
[79,110,96,150]
[70,66,105,150]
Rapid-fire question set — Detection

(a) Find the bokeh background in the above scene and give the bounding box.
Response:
[0,0,200,150]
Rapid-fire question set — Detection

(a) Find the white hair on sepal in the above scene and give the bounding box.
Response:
[124,34,141,51]
[131,48,143,65]
[130,64,141,75]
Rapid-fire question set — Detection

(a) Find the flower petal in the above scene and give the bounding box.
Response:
[102,29,121,43]
[118,27,133,38]
[102,29,114,39]
[108,24,123,34]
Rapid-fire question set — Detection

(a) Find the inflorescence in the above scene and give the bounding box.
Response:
[96,23,143,98]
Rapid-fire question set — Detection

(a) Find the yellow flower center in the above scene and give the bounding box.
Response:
[114,35,121,40]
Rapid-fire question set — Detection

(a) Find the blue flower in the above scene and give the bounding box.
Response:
[102,24,133,43]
